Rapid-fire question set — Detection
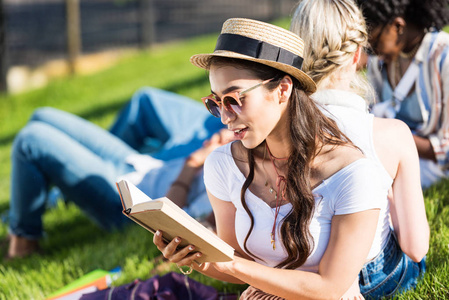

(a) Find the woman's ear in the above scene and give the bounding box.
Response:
[392,17,406,37]
[278,75,293,103]
[353,46,362,64]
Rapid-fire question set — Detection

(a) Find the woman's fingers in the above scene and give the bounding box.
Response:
[153,230,202,265]
[167,240,203,264]
[153,230,167,249]
[175,251,203,267]
[164,236,183,257]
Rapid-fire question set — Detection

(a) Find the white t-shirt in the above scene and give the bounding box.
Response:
[312,89,393,256]
[204,142,388,272]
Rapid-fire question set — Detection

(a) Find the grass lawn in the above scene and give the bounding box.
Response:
[0,19,449,299]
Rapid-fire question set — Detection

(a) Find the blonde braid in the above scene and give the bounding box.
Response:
[291,0,372,98]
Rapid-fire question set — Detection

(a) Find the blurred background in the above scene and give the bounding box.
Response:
[0,0,298,94]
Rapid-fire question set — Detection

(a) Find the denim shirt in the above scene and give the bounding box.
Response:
[380,70,423,131]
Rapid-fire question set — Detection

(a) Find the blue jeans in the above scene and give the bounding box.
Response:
[9,87,223,239]
[359,231,426,299]
[109,88,224,160]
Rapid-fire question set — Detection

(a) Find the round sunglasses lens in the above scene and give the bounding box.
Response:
[223,96,242,114]
[205,99,221,117]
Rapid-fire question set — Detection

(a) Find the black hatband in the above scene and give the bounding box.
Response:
[214,33,303,70]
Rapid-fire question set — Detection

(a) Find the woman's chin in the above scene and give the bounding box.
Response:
[240,138,262,150]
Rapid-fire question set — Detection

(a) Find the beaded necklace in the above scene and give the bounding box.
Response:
[264,143,288,250]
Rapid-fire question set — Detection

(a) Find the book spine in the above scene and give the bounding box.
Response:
[116,182,131,214]
[125,214,156,235]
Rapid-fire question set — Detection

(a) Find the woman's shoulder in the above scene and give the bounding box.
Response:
[204,142,233,167]
[320,142,385,182]
[313,145,364,186]
[372,116,416,173]
[320,157,387,216]
[372,117,414,154]
[324,157,388,196]
[203,141,245,201]
[373,117,411,139]
[205,141,247,171]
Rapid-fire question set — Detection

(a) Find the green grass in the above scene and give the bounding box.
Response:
[1,20,449,299]
[0,30,242,299]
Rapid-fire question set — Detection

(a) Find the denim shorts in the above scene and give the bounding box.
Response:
[359,231,426,299]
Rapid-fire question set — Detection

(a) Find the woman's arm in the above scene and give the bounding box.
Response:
[413,135,436,161]
[165,156,202,208]
[213,209,379,300]
[373,118,429,262]
[391,122,429,262]
[166,129,235,208]
[424,43,449,167]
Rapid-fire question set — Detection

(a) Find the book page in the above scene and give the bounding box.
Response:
[125,181,155,206]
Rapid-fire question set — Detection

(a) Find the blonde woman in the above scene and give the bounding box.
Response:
[291,0,429,297]
[154,17,390,299]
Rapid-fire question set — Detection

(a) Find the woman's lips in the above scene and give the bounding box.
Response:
[233,127,248,139]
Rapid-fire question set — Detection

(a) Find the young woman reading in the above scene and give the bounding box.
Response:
[152,18,388,299]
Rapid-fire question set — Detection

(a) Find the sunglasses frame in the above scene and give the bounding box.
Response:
[201,78,275,118]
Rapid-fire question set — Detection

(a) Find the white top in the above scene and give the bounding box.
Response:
[204,142,388,272]
[313,89,393,256]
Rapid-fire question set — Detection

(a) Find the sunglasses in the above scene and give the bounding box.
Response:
[201,78,275,118]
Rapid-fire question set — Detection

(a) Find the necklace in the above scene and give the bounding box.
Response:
[399,41,420,59]
[262,146,278,200]
[389,58,401,89]
[265,143,288,250]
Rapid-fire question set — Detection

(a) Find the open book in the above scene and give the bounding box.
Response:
[116,179,234,264]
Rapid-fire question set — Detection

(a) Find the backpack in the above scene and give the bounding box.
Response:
[79,272,237,300]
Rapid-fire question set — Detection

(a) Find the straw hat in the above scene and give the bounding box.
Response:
[190,18,316,93]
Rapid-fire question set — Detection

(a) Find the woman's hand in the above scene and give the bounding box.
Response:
[153,230,202,267]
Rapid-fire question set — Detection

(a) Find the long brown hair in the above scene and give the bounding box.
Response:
[209,57,351,269]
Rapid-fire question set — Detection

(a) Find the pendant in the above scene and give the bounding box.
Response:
[271,233,276,250]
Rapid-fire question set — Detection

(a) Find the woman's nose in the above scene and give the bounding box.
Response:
[221,107,236,125]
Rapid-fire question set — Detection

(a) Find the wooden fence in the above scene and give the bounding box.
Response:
[0,0,298,92]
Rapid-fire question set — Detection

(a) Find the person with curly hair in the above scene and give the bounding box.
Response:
[356,0,449,188]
